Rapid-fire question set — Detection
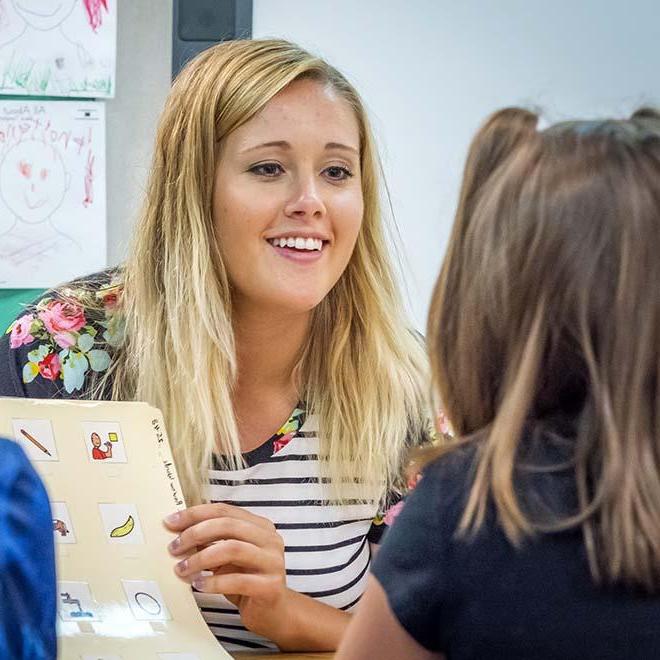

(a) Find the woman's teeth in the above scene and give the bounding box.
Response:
[269,237,323,251]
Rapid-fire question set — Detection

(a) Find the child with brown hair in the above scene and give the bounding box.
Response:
[337,108,660,659]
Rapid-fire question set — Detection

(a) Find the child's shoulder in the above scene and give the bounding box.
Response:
[2,269,125,397]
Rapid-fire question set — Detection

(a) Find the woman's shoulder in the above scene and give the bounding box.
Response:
[0,268,125,398]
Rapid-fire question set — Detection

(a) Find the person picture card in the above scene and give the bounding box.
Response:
[0,0,117,98]
[0,99,106,288]
[0,397,230,660]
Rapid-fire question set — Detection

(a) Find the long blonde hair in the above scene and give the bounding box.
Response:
[428,107,660,590]
[108,39,428,504]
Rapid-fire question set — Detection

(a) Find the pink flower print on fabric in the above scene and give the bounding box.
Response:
[383,500,405,527]
[9,313,35,349]
[273,432,295,455]
[383,472,423,527]
[39,301,86,349]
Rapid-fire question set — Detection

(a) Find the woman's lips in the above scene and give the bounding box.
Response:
[269,243,325,263]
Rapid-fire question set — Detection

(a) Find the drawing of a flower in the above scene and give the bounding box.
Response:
[8,313,35,348]
[38,352,61,381]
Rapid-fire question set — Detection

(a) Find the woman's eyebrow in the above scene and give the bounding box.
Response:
[325,142,359,155]
[239,141,359,155]
[240,140,291,154]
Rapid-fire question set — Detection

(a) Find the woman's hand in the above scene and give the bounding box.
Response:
[164,503,296,643]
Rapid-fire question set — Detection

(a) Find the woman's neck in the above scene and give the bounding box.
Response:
[233,303,311,390]
[231,301,311,451]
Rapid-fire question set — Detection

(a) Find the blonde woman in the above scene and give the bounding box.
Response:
[0,39,430,652]
[337,108,660,660]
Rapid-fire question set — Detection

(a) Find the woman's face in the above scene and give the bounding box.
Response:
[213,78,364,316]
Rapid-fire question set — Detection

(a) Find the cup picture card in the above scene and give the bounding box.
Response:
[98,503,144,545]
[82,421,127,463]
[58,581,101,622]
[51,501,76,544]
[122,580,171,621]
[11,418,58,461]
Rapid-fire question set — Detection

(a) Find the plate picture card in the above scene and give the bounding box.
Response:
[122,580,171,622]
[11,417,58,460]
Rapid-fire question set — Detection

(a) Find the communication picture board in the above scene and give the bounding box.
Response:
[0,397,231,660]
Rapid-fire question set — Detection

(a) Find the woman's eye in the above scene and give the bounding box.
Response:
[250,162,284,177]
[324,165,353,181]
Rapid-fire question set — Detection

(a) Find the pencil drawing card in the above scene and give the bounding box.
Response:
[11,417,58,460]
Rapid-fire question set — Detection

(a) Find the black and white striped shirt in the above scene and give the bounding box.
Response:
[196,409,389,653]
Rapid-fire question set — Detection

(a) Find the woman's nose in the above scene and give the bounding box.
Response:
[284,178,327,220]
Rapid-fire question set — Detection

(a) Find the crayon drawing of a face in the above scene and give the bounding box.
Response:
[11,0,77,30]
[0,140,70,224]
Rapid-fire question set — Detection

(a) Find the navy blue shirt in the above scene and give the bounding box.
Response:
[372,431,660,659]
[0,438,57,659]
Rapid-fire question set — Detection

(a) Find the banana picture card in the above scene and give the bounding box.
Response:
[0,397,231,660]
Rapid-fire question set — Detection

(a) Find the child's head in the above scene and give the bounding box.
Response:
[428,106,660,588]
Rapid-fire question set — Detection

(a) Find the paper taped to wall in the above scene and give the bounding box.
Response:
[0,99,106,288]
[0,0,117,98]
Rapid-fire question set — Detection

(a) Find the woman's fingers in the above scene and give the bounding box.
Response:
[175,539,283,579]
[164,502,276,533]
[168,515,283,557]
[192,571,284,600]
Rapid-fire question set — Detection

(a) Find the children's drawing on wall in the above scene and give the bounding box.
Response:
[0,100,106,287]
[0,0,116,97]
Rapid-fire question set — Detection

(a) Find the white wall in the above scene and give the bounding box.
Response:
[106,0,172,265]
[253,0,660,328]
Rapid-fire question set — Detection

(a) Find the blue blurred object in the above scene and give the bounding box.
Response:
[0,438,56,659]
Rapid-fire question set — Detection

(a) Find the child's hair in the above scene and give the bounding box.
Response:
[427,106,660,590]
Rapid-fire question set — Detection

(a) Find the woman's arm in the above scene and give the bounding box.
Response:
[270,587,351,651]
[336,575,441,660]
